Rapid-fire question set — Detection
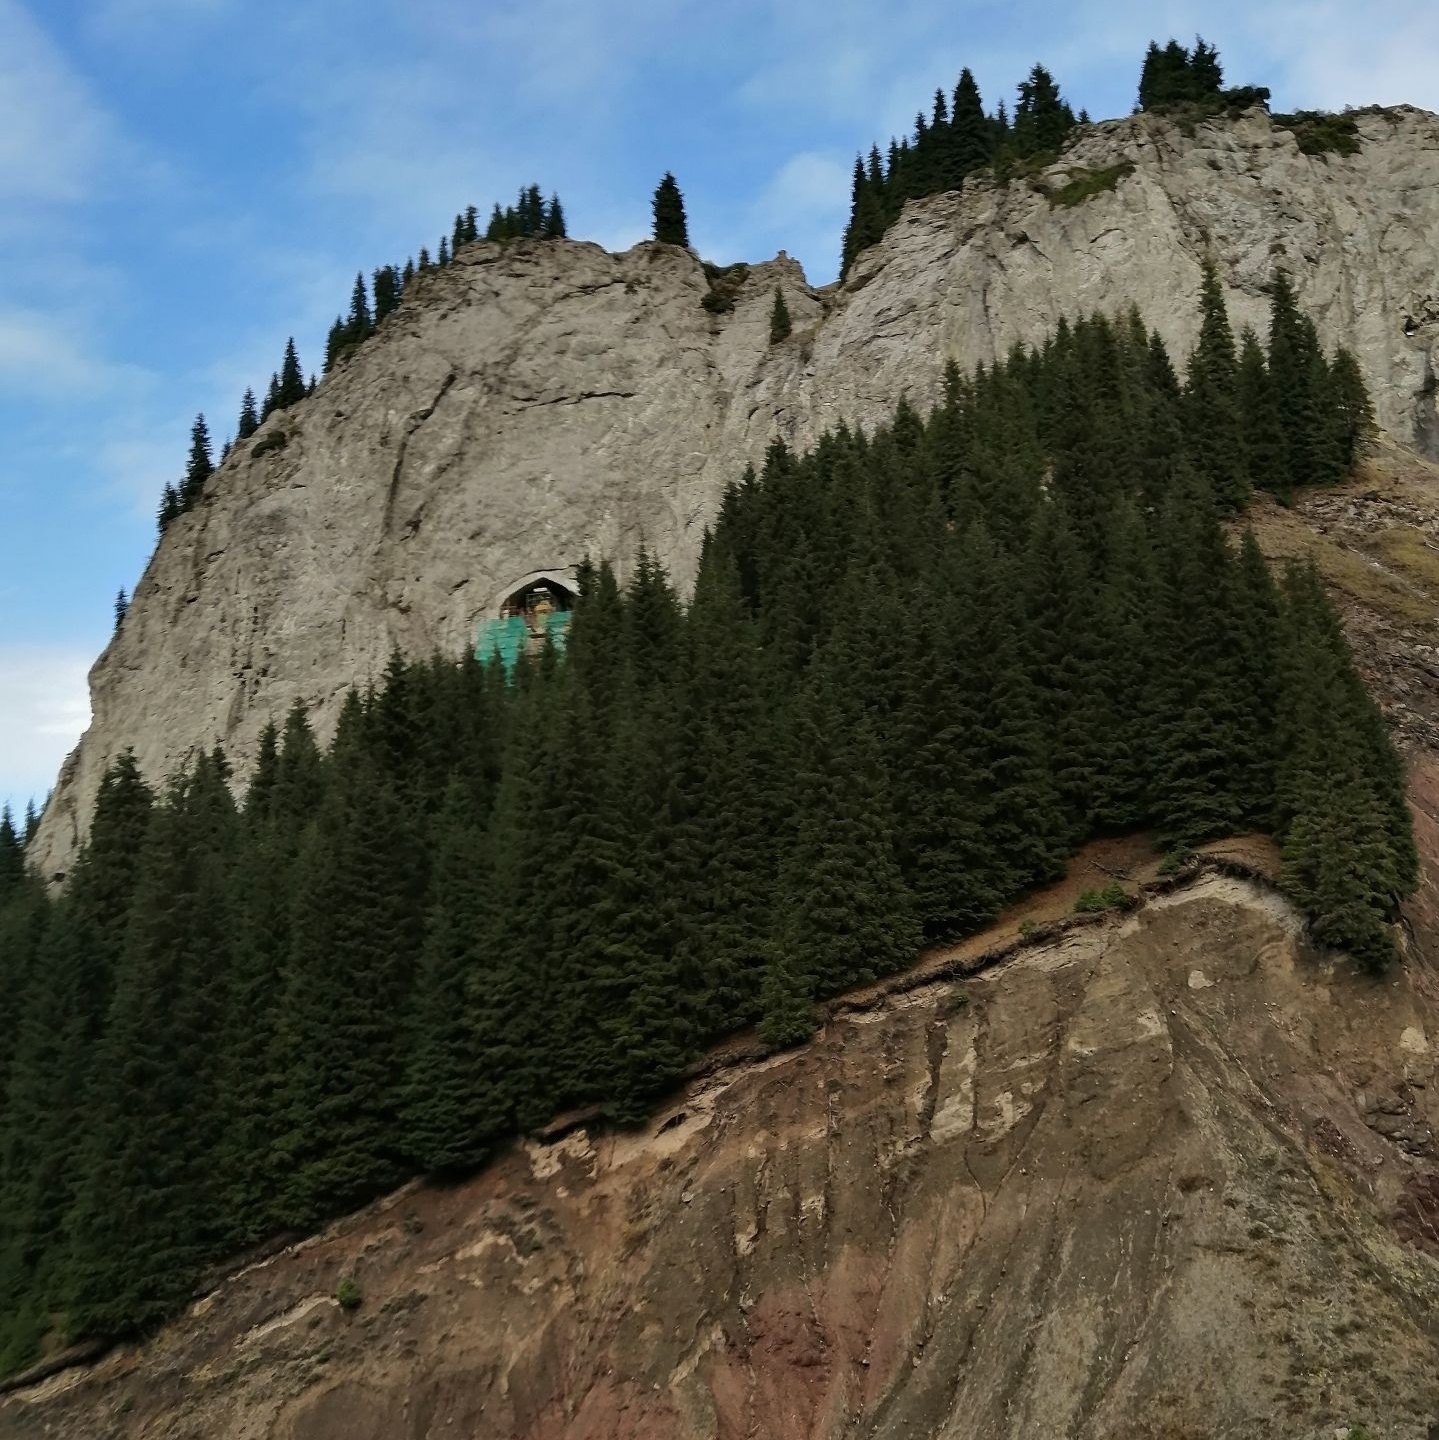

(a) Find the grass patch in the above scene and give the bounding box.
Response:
[1074,881,1129,914]
[700,261,749,315]
[1272,110,1361,157]
[1316,530,1439,630]
[251,428,289,459]
[1046,162,1135,208]
[336,1276,362,1311]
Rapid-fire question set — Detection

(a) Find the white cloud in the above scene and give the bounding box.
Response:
[94,431,186,519]
[0,644,92,814]
[0,310,150,397]
[752,151,852,233]
[0,1,117,209]
[1258,2,1439,111]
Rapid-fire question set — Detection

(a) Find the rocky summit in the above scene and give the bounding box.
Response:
[29,103,1439,882]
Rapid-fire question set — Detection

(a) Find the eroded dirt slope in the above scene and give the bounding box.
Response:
[5,870,1439,1440]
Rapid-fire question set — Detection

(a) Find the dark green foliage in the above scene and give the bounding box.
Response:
[1139,37,1223,110]
[1267,270,1346,491]
[769,287,792,343]
[1046,162,1134,207]
[66,753,238,1338]
[0,283,1411,1370]
[1138,38,1268,118]
[652,172,689,247]
[1185,263,1247,511]
[840,58,1073,276]
[277,339,306,410]
[113,589,127,629]
[372,265,400,324]
[157,484,180,533]
[1238,327,1288,498]
[236,387,259,441]
[1013,64,1075,157]
[1273,110,1362,156]
[177,414,213,511]
[1074,882,1128,913]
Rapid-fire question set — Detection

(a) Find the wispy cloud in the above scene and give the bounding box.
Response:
[0,0,117,210]
[0,310,152,397]
[0,644,92,814]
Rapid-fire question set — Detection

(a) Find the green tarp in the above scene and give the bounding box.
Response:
[475,611,571,675]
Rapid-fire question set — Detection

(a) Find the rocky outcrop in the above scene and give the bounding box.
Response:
[31,103,1439,877]
[7,869,1439,1438]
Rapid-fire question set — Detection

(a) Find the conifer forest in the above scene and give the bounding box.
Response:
[0,258,1415,1369]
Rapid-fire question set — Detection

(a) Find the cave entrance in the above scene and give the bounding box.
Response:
[476,571,578,674]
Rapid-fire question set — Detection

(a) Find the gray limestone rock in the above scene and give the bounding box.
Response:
[31,104,1439,877]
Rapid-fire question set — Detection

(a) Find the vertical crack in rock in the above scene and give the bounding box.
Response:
[382,371,458,539]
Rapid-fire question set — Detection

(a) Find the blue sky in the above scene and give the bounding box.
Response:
[2,0,1437,814]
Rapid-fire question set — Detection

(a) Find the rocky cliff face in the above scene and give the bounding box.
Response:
[7,861,1439,1439]
[30,103,1439,878]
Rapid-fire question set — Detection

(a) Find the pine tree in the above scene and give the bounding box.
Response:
[1184,262,1247,510]
[277,338,306,409]
[1329,346,1375,470]
[543,194,567,238]
[652,172,690,247]
[765,652,918,1029]
[346,271,372,344]
[1013,63,1072,157]
[237,387,259,441]
[157,483,181,532]
[372,265,399,324]
[178,413,214,510]
[950,67,991,178]
[276,699,423,1226]
[769,286,792,343]
[399,779,497,1172]
[113,588,128,629]
[66,753,238,1337]
[1237,327,1288,499]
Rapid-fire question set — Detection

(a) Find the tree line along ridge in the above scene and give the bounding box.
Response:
[0,271,1415,1371]
[839,36,1355,278]
[138,36,1359,564]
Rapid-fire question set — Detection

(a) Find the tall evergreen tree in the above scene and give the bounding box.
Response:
[1237,327,1288,498]
[276,339,306,409]
[769,286,792,343]
[178,414,214,510]
[1184,262,1247,510]
[950,67,992,177]
[652,172,690,247]
[66,753,238,1337]
[276,699,423,1226]
[237,387,260,441]
[346,272,373,343]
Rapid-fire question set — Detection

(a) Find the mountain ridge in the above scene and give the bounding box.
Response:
[30,102,1439,880]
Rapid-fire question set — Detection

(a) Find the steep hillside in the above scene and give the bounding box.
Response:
[6,858,1439,1439]
[31,102,1439,880]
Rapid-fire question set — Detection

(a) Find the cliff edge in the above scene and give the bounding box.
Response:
[31,104,1439,878]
